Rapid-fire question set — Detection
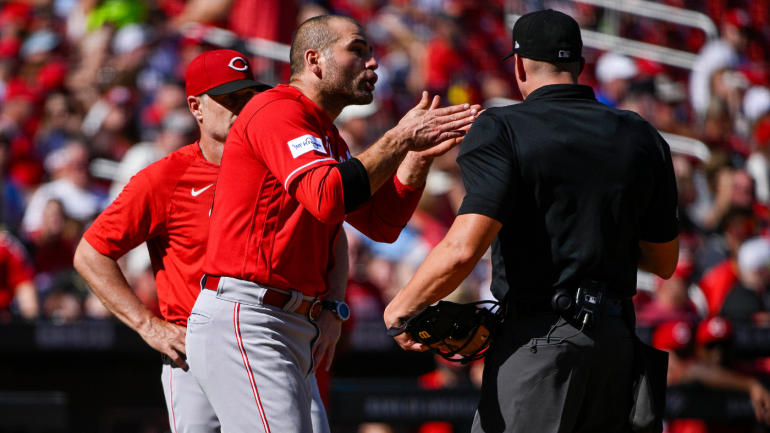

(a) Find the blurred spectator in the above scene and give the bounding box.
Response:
[342,229,392,352]
[721,237,770,325]
[594,52,637,108]
[0,230,38,321]
[81,86,136,160]
[690,9,750,119]
[747,116,770,203]
[655,318,770,431]
[28,199,75,271]
[637,263,699,327]
[742,86,770,126]
[109,109,197,200]
[0,134,26,233]
[21,141,105,236]
[34,93,83,161]
[698,204,754,273]
[0,80,41,188]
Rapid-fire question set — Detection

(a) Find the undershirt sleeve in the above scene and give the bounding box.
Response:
[289,165,347,225]
[639,131,679,243]
[83,172,166,260]
[457,112,517,223]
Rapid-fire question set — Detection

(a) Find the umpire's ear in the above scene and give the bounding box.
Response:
[515,54,527,83]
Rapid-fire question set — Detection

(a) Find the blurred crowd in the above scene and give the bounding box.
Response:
[1,0,770,430]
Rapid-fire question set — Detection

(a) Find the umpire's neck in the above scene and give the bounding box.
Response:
[514,54,586,99]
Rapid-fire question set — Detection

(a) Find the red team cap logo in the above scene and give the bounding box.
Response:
[185,49,272,97]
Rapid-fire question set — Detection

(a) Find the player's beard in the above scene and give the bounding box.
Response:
[319,55,374,110]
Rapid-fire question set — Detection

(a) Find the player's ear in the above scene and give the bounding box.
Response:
[188,95,204,123]
[305,49,322,78]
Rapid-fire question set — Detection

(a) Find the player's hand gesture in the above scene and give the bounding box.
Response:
[417,99,483,161]
[140,316,189,370]
[392,91,479,153]
[312,311,342,371]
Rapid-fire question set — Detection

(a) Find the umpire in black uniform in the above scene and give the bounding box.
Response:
[385,9,680,433]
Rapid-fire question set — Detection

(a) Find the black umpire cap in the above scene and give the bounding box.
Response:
[502,9,583,62]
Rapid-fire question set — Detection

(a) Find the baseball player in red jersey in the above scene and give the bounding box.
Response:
[186,15,479,432]
[74,50,336,433]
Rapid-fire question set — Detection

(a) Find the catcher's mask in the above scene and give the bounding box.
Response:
[387,301,502,364]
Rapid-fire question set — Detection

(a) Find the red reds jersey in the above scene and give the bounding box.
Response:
[0,232,34,310]
[84,143,217,326]
[205,85,423,297]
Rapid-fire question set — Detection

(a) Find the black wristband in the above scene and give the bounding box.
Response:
[336,158,371,213]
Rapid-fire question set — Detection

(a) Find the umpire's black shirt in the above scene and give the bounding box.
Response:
[458,84,678,301]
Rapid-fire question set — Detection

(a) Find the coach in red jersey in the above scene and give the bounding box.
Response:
[187,15,479,433]
[73,50,272,433]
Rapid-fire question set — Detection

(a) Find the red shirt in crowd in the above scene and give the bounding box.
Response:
[698,260,738,317]
[204,85,423,297]
[83,143,218,326]
[0,231,35,310]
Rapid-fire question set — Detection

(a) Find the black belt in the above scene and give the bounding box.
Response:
[511,297,625,317]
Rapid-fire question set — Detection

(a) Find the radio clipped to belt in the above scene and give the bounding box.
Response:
[551,278,606,326]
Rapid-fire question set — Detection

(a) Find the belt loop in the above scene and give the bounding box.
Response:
[200,275,207,291]
[282,290,304,313]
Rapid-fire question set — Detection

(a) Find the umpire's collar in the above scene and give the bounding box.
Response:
[524,84,596,102]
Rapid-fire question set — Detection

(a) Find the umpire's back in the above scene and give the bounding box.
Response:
[457,84,678,302]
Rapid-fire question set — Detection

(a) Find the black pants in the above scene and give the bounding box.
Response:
[472,313,634,433]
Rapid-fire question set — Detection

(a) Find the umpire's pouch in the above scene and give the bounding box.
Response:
[628,334,669,433]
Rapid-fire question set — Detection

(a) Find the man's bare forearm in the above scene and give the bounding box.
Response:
[396,152,433,188]
[384,214,502,327]
[73,239,156,333]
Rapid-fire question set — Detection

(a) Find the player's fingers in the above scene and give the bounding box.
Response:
[429,95,441,111]
[324,345,336,371]
[169,351,189,371]
[414,91,430,110]
[429,103,472,118]
[436,117,475,135]
[312,341,328,371]
[434,130,466,144]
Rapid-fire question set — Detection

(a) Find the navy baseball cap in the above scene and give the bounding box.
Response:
[502,9,583,63]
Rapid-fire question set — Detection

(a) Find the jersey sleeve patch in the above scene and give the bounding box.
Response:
[288,135,327,159]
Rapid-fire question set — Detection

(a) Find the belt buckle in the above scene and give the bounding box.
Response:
[308,299,322,321]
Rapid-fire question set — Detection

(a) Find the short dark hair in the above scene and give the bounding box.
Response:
[524,57,582,81]
[289,14,361,79]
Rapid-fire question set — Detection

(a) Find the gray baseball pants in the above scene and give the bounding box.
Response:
[186,277,324,432]
[162,357,329,433]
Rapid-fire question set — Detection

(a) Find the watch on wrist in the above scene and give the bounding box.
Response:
[321,301,351,322]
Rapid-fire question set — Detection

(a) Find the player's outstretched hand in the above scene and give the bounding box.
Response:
[312,310,342,371]
[140,316,188,370]
[391,91,479,153]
